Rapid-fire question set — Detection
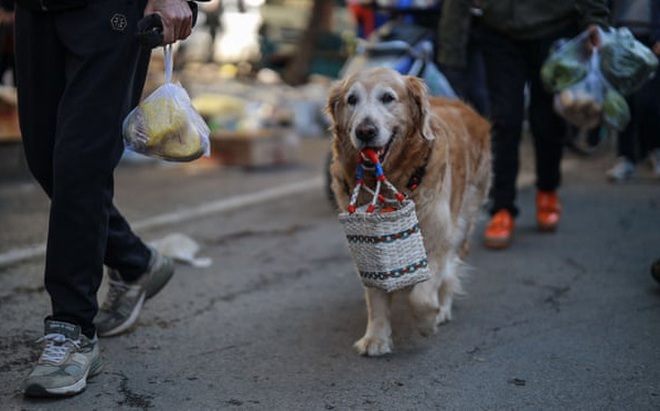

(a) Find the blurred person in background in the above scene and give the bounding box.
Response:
[606,0,660,182]
[474,0,610,249]
[0,1,14,86]
[14,0,194,397]
[201,0,222,63]
[347,0,376,39]
[436,0,489,117]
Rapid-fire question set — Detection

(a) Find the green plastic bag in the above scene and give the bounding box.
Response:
[599,27,659,96]
[541,30,593,93]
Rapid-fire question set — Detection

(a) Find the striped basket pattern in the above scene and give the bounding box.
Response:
[339,200,431,292]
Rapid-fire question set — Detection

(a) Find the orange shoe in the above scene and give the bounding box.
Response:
[536,191,561,232]
[484,210,514,249]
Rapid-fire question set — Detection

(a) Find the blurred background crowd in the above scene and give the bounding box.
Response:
[0,0,658,183]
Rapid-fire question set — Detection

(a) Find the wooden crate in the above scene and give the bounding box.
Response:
[210,128,300,167]
[0,87,20,144]
[0,107,20,144]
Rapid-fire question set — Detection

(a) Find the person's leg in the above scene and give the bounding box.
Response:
[465,33,490,118]
[527,61,566,194]
[16,0,150,339]
[526,34,574,230]
[633,64,660,158]
[643,65,660,175]
[478,28,527,217]
[604,93,637,181]
[617,94,638,161]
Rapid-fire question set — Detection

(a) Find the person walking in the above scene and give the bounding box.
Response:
[605,0,660,182]
[13,0,194,397]
[436,0,490,118]
[475,0,610,249]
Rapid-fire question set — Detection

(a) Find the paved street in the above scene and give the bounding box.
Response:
[0,136,659,410]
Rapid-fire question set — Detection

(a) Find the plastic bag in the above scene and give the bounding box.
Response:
[599,27,659,96]
[601,86,630,131]
[123,45,210,162]
[543,28,633,131]
[541,30,593,93]
[552,51,606,130]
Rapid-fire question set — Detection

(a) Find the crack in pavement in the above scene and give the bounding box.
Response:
[114,371,155,410]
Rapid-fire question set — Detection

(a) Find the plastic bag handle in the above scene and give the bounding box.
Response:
[164,44,173,83]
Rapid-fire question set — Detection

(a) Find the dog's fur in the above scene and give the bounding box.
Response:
[326,67,492,356]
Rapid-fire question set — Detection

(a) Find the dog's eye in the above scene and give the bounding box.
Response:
[380,92,396,104]
[347,94,358,106]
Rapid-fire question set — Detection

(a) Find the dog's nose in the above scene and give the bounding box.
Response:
[355,121,378,143]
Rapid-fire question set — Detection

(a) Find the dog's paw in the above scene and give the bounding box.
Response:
[436,305,453,325]
[354,336,392,356]
[418,306,453,336]
[416,320,438,337]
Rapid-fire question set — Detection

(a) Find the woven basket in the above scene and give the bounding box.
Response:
[339,149,431,292]
[339,200,430,292]
[338,146,433,292]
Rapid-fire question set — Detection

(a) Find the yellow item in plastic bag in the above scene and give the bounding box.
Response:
[123,46,210,162]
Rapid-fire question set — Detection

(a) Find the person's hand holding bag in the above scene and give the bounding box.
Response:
[144,0,193,44]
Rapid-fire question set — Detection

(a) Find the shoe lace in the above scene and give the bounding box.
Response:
[36,333,80,364]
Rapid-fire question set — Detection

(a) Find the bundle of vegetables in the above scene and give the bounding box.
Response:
[602,87,630,131]
[599,27,659,96]
[541,31,593,93]
[552,55,600,130]
[541,26,654,131]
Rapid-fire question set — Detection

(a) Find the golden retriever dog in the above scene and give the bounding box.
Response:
[326,67,492,356]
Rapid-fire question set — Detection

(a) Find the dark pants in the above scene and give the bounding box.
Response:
[15,0,152,338]
[478,25,576,217]
[617,36,660,162]
[439,22,490,118]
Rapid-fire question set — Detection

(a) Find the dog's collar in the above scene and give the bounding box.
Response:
[406,141,434,192]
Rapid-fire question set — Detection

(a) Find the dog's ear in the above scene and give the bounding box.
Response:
[405,75,434,140]
[325,79,344,124]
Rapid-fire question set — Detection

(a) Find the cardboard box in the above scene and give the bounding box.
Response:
[0,87,20,144]
[210,128,301,167]
[0,107,20,143]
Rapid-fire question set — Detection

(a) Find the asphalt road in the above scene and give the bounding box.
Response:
[0,137,659,410]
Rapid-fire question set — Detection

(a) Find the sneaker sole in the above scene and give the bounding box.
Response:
[97,292,146,338]
[537,222,558,232]
[24,357,102,397]
[484,236,511,250]
[145,259,175,300]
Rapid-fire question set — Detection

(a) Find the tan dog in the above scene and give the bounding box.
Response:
[327,67,492,356]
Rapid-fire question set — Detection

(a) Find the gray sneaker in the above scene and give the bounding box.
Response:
[606,157,636,182]
[95,248,174,337]
[648,148,660,178]
[24,320,102,397]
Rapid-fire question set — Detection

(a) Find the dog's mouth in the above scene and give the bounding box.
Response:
[360,144,389,168]
[359,130,397,168]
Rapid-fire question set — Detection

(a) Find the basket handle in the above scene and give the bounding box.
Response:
[347,148,405,214]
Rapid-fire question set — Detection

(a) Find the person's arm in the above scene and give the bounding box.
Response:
[577,0,611,29]
[436,0,472,69]
[144,0,193,45]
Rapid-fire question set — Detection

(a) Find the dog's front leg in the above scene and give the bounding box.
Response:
[354,288,393,356]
